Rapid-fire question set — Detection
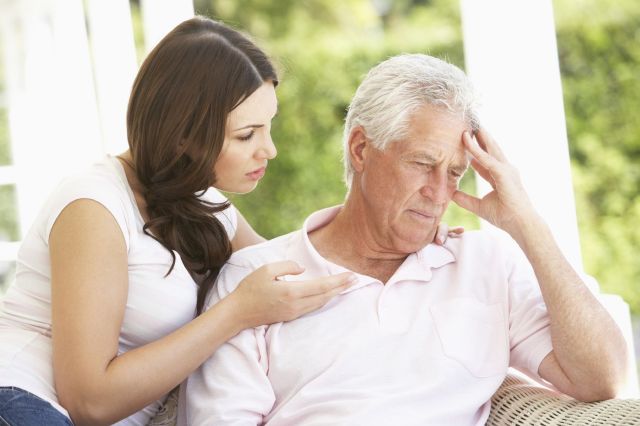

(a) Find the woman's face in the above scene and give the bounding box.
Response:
[213,82,278,193]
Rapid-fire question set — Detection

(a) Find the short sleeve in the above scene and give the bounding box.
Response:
[43,175,132,250]
[181,261,274,425]
[503,238,553,378]
[200,187,238,241]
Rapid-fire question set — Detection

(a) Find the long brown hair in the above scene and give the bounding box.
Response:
[126,17,278,314]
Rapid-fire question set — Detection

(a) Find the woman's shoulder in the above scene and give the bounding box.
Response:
[35,157,138,245]
[60,156,127,188]
[49,159,134,215]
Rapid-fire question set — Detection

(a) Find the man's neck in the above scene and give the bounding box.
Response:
[308,200,408,284]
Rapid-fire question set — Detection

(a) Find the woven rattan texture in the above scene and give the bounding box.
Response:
[487,375,640,425]
[147,387,179,426]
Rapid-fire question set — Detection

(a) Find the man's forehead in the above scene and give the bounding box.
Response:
[380,105,473,166]
[399,132,468,159]
[405,146,469,168]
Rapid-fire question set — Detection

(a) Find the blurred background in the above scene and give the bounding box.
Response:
[0,0,638,387]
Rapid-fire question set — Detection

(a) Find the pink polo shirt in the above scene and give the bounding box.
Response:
[183,206,554,425]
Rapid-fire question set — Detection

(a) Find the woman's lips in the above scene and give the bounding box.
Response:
[246,167,266,181]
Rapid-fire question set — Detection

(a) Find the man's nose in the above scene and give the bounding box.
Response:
[420,172,449,204]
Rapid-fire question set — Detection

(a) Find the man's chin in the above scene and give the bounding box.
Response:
[394,233,437,254]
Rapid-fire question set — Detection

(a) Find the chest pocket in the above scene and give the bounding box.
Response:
[430,297,508,378]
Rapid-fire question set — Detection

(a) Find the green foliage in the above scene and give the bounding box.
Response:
[554,0,640,311]
[0,185,18,242]
[0,43,10,166]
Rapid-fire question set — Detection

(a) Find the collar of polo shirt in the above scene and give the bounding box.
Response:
[282,205,456,292]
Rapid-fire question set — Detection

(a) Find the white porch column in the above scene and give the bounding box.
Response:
[85,0,138,155]
[140,0,194,54]
[460,0,582,270]
[460,0,638,396]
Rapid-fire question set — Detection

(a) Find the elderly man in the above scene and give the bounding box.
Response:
[183,54,627,425]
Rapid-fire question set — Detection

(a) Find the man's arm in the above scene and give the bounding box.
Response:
[453,128,628,402]
[517,217,626,401]
[183,263,275,425]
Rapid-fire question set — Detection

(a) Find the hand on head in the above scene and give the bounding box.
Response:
[452,128,538,237]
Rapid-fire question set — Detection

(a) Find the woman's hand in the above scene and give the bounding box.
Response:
[434,222,464,245]
[228,261,357,328]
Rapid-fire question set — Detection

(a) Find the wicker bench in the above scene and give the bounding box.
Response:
[148,374,640,425]
[488,374,640,425]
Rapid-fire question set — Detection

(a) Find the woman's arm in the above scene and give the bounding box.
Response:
[51,199,354,425]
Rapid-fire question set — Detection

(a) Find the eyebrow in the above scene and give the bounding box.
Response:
[233,124,264,131]
[411,153,439,163]
[232,108,279,132]
[410,152,468,173]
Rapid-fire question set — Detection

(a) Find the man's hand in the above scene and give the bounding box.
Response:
[452,128,538,241]
[452,127,627,401]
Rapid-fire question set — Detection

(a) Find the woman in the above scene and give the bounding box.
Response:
[0,17,459,425]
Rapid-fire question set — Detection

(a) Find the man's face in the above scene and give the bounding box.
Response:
[355,104,470,254]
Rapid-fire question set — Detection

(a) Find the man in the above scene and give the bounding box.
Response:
[183,54,627,425]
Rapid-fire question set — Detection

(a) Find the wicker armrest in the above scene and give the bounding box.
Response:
[147,387,179,426]
[488,374,640,425]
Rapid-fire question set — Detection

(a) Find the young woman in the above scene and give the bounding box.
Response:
[0,17,459,426]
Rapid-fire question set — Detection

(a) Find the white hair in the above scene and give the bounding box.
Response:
[342,53,480,187]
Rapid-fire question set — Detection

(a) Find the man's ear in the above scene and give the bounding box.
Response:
[348,126,369,174]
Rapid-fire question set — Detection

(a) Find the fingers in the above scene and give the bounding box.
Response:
[434,223,465,245]
[278,273,358,320]
[463,131,497,171]
[297,284,350,316]
[238,267,356,326]
[476,128,507,162]
[470,158,496,188]
[452,190,481,216]
[448,226,465,237]
[434,222,449,245]
[284,272,357,298]
[257,260,305,279]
